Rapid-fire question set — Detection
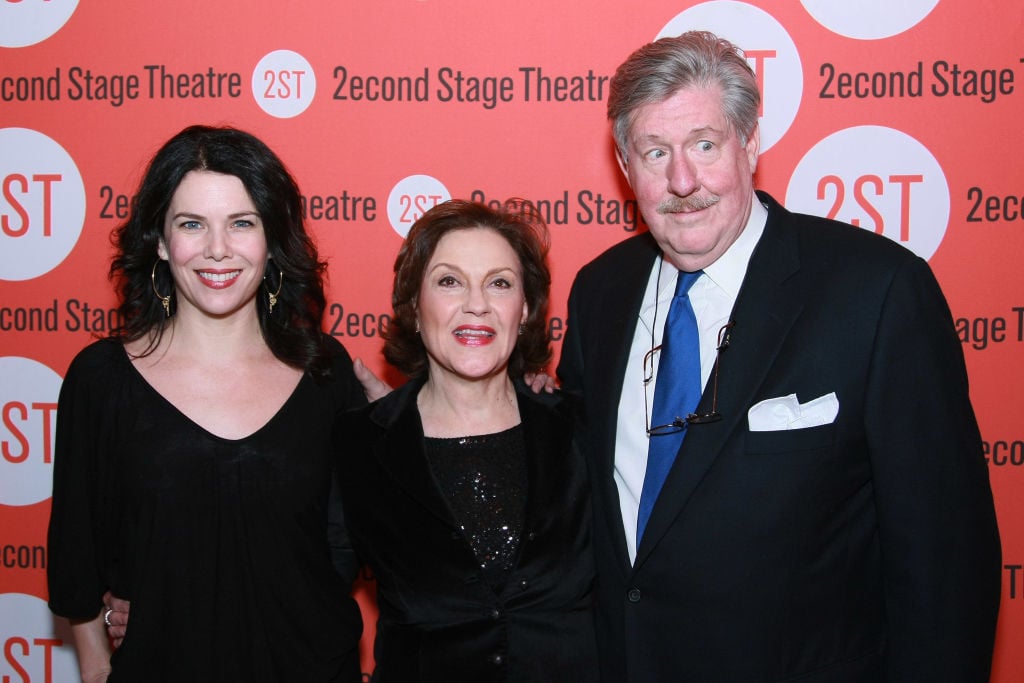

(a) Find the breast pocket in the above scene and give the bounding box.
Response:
[745,423,836,454]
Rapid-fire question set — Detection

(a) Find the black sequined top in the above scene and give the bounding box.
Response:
[424,425,527,589]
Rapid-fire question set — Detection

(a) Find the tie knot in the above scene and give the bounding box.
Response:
[674,270,702,297]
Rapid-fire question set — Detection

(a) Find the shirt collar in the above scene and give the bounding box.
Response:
[702,193,767,299]
[639,193,768,331]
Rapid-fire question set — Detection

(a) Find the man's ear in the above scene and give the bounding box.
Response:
[615,146,629,179]
[745,122,761,175]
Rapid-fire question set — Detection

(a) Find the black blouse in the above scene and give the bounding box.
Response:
[47,337,364,682]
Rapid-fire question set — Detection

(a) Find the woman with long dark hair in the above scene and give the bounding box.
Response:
[48,125,366,682]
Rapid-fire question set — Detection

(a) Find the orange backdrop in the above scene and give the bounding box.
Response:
[1,1,1021,680]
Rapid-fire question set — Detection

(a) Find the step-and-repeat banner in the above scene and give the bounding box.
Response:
[2,1,1021,679]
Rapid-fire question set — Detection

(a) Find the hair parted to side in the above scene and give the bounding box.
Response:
[607,30,761,159]
[383,198,552,379]
[108,124,334,376]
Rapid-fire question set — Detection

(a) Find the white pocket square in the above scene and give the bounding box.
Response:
[747,392,839,431]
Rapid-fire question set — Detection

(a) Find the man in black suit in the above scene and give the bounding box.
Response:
[557,30,1001,682]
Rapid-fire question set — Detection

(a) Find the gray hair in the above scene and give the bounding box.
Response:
[608,31,761,159]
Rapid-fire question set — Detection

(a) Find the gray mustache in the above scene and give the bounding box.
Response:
[657,195,720,213]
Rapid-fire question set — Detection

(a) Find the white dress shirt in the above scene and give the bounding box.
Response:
[614,195,768,564]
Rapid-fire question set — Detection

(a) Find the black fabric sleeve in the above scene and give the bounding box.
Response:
[47,343,112,619]
[323,335,369,584]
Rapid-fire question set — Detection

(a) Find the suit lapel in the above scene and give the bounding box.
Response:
[634,197,806,568]
[516,390,572,549]
[590,237,661,572]
[370,381,578,550]
[369,379,457,526]
[590,237,660,469]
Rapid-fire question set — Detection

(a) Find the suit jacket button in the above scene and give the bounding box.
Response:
[627,588,642,602]
[491,653,504,665]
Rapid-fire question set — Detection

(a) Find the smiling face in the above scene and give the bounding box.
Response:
[157,170,268,321]
[619,85,760,272]
[416,227,528,384]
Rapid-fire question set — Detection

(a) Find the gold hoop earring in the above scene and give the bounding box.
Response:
[265,269,283,314]
[151,260,171,317]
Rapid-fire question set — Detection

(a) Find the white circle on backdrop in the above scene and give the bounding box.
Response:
[785,125,949,260]
[0,128,86,282]
[251,50,317,118]
[386,175,451,237]
[0,0,79,48]
[0,593,80,681]
[800,0,940,40]
[657,0,802,153]
[0,357,62,507]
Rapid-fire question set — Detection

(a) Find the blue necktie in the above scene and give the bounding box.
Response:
[637,270,702,544]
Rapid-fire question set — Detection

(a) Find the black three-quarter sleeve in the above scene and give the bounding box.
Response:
[323,335,369,586]
[47,342,116,619]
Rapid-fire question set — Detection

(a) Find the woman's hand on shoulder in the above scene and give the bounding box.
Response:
[524,371,558,394]
[353,358,393,402]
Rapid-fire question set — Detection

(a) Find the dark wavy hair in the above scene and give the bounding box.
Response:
[108,125,332,376]
[383,199,552,379]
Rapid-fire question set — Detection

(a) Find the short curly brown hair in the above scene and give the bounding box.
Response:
[383,198,552,379]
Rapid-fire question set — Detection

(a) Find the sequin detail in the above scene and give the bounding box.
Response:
[425,425,527,586]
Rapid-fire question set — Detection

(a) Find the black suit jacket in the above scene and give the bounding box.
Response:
[334,378,598,683]
[558,191,1001,682]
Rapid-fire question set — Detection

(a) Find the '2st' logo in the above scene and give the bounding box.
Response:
[0,594,80,682]
[0,128,86,282]
[786,125,950,260]
[0,0,80,48]
[252,50,317,118]
[386,175,451,238]
[0,357,62,507]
